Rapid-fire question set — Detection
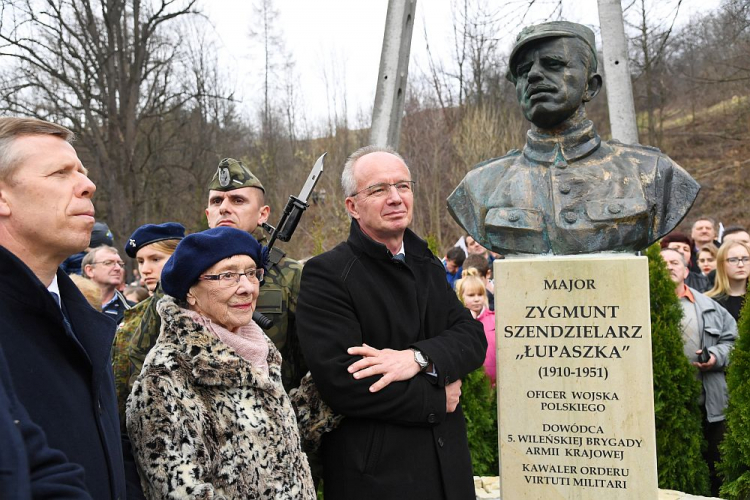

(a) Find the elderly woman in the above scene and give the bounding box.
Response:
[126,227,314,499]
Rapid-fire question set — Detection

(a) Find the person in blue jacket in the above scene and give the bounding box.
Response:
[0,343,92,499]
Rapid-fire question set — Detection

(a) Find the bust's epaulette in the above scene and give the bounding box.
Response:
[472,149,521,170]
[608,138,662,154]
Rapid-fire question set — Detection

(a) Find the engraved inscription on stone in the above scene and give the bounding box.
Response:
[495,255,658,500]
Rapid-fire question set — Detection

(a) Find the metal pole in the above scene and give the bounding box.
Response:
[369,0,417,149]
[598,0,640,144]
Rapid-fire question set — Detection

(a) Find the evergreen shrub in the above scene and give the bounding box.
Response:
[719,281,750,500]
[647,244,710,495]
[462,367,498,476]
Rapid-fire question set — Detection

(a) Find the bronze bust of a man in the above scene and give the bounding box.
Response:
[447,21,699,255]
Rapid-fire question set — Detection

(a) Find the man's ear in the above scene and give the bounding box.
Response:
[257,204,271,226]
[0,184,12,217]
[83,265,94,279]
[583,73,602,102]
[345,197,359,220]
[186,290,197,307]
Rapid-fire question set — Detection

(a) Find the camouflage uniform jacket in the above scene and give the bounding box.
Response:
[111,288,162,431]
[123,254,305,395]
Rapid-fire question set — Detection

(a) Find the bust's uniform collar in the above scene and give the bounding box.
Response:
[523,119,601,165]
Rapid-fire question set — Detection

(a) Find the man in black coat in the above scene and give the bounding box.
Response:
[297,145,487,500]
[0,117,128,499]
[0,342,92,499]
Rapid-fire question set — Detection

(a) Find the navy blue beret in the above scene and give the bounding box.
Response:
[125,222,185,258]
[160,226,265,301]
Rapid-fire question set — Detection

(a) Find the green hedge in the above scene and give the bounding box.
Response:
[647,244,710,495]
[462,367,499,476]
[719,280,750,499]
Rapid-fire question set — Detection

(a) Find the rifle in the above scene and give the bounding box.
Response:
[252,152,326,329]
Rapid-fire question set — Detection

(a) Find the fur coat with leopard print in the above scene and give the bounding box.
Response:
[126,296,315,500]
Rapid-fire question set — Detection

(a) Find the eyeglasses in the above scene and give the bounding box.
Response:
[92,260,125,268]
[351,180,415,199]
[199,268,264,285]
[726,257,750,265]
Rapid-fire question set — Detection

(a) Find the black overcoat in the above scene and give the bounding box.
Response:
[0,246,127,499]
[297,221,487,500]
[0,343,91,499]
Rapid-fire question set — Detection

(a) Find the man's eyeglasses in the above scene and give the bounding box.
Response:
[199,268,264,285]
[726,257,750,265]
[351,180,415,199]
[92,260,125,268]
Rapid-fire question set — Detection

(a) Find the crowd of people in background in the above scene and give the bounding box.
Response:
[440,217,748,497]
[1,114,748,498]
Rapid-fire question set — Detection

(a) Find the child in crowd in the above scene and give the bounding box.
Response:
[442,246,466,290]
[463,254,495,311]
[456,269,496,385]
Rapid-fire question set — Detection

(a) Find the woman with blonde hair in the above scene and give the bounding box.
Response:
[706,241,750,322]
[112,222,185,428]
[697,243,718,277]
[456,268,496,384]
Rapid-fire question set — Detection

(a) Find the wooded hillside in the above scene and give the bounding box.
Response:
[0,0,747,259]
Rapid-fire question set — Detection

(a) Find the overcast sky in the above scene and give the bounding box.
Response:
[205,0,722,129]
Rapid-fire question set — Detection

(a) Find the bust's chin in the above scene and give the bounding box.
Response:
[526,105,586,133]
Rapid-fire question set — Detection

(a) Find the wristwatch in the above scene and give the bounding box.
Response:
[410,348,430,371]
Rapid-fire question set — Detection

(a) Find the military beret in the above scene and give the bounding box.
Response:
[125,222,185,258]
[207,158,265,193]
[507,21,598,82]
[90,222,114,248]
[161,226,265,301]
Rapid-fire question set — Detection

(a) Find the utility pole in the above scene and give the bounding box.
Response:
[370,0,417,149]
[597,0,639,144]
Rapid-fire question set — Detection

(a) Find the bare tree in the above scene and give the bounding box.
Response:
[626,0,683,146]
[0,0,216,241]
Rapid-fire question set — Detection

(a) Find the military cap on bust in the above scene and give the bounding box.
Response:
[506,21,598,83]
[125,222,185,258]
[207,158,265,193]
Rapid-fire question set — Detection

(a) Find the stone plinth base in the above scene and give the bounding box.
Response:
[474,478,723,500]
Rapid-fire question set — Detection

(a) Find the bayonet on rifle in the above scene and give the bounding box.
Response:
[261,152,326,266]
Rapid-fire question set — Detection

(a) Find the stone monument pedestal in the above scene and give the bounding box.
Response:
[494,254,658,499]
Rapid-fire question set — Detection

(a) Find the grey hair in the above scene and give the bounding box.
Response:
[660,247,687,267]
[341,145,409,196]
[82,245,121,275]
[0,117,74,183]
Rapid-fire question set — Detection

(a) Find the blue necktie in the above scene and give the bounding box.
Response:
[49,291,74,335]
[392,253,406,264]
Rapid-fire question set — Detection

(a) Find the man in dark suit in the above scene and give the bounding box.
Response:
[0,342,92,499]
[297,145,487,500]
[0,117,128,499]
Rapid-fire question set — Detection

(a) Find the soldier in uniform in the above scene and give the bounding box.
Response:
[124,159,306,395]
[448,21,699,255]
